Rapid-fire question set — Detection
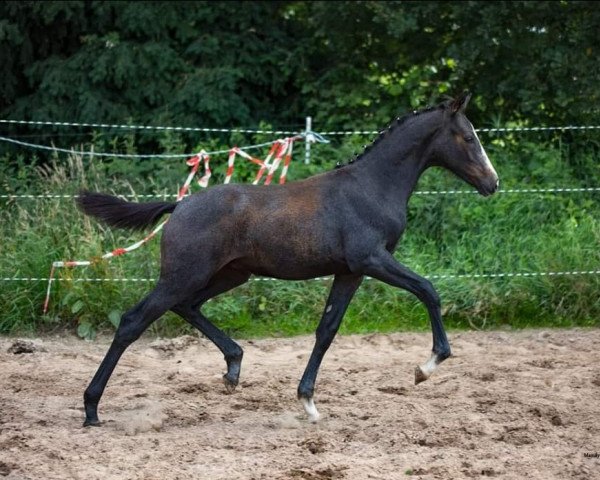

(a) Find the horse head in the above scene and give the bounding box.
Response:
[428,92,499,196]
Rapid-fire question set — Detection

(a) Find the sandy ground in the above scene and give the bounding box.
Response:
[1,328,599,480]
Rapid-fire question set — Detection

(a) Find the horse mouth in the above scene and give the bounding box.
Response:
[476,177,500,197]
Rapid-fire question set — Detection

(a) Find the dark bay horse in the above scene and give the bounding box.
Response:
[77,92,498,426]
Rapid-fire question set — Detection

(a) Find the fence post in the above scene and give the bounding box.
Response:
[305,116,312,164]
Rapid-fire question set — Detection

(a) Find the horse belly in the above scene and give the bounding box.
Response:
[238,258,350,280]
[235,228,348,280]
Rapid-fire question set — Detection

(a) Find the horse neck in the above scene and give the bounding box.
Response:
[349,112,442,207]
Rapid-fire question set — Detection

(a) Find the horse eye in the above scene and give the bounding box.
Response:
[464,136,475,143]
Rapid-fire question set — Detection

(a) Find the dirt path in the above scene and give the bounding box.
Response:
[1,329,599,479]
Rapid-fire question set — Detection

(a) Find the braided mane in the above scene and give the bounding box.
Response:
[335,102,449,169]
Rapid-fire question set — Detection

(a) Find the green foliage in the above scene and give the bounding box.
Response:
[0,1,599,338]
[0,1,302,129]
[0,136,598,337]
[1,1,599,149]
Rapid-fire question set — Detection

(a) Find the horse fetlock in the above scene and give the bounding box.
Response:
[436,347,452,362]
[225,349,243,368]
[297,380,315,400]
[225,347,243,362]
[224,353,242,388]
[83,387,98,403]
[83,402,100,427]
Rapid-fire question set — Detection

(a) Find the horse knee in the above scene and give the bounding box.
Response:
[316,320,337,339]
[429,288,441,309]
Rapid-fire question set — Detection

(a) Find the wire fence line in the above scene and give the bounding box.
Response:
[2,187,600,201]
[0,120,598,162]
[2,119,598,292]
[413,187,600,195]
[2,118,600,135]
[2,125,598,200]
[0,118,300,135]
[2,270,600,283]
[0,135,284,158]
[320,125,600,135]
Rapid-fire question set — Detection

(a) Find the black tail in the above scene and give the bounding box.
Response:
[76,191,177,231]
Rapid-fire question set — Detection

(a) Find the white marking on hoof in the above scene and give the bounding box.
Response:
[300,397,320,423]
[415,353,439,385]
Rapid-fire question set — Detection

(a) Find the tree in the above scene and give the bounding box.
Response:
[292,1,600,128]
[0,1,300,127]
[0,1,597,148]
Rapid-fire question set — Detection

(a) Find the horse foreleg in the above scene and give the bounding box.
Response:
[363,250,451,385]
[298,274,363,422]
[171,268,251,392]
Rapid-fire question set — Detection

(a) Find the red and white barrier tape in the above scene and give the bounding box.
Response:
[278,139,294,185]
[43,137,299,313]
[224,149,236,184]
[228,136,300,186]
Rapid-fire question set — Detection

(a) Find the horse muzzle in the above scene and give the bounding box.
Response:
[477,175,500,197]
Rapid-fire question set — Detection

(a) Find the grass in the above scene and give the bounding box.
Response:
[0,134,599,339]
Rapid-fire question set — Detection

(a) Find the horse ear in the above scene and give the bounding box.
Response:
[451,91,472,115]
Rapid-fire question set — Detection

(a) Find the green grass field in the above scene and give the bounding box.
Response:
[1,134,598,339]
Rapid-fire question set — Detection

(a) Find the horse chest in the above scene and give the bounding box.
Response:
[366,210,407,246]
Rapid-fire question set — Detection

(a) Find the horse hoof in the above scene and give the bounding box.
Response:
[414,365,429,385]
[222,374,238,394]
[83,418,102,427]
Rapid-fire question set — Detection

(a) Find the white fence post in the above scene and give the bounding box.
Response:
[305,116,312,164]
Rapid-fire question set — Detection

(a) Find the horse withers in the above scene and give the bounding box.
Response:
[77,92,498,426]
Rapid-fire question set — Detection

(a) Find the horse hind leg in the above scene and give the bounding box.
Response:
[83,282,182,426]
[171,267,251,393]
